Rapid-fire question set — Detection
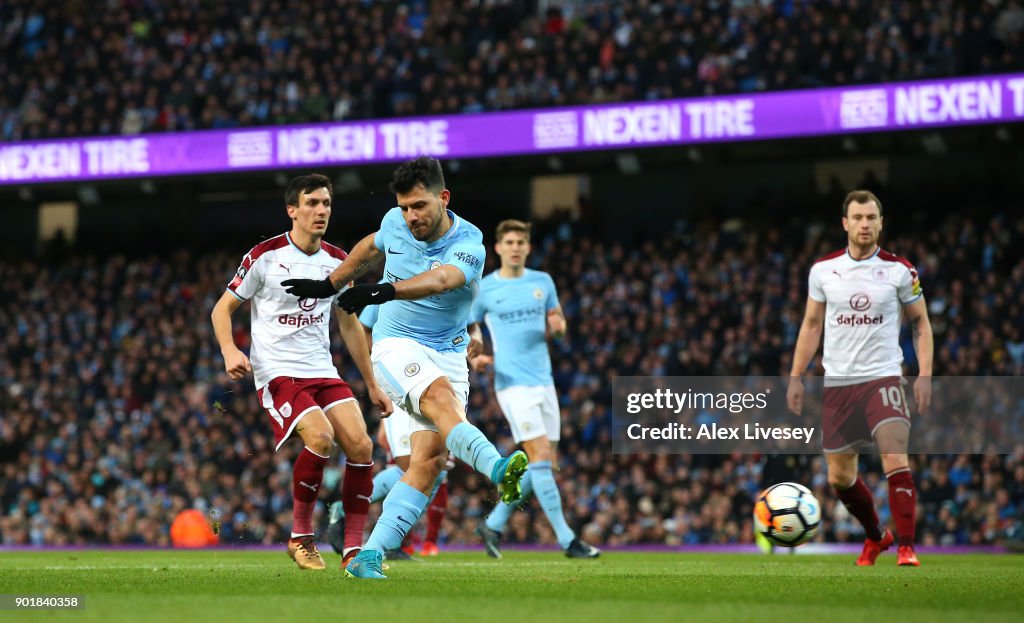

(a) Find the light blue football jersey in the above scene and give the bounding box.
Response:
[372,207,485,353]
[469,269,560,390]
[358,301,379,330]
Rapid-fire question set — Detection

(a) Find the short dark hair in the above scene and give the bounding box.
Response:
[496,219,532,242]
[389,157,445,195]
[285,174,332,206]
[842,190,883,217]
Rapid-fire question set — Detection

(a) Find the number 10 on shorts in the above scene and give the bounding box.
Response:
[878,384,909,416]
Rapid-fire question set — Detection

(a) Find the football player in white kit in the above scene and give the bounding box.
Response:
[788,190,933,567]
[211,174,391,570]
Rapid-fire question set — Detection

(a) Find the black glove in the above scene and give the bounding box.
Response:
[281,277,338,299]
[336,283,396,313]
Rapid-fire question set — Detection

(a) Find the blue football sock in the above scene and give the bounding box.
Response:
[529,460,575,549]
[364,481,428,553]
[485,468,534,532]
[446,422,502,482]
[371,465,404,503]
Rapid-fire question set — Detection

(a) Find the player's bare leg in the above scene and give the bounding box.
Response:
[324,400,374,567]
[288,410,334,570]
[827,452,892,566]
[521,436,552,463]
[417,377,478,437]
[418,377,527,503]
[876,422,919,566]
[400,431,447,492]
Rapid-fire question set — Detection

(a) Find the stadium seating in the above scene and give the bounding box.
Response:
[2,0,1022,140]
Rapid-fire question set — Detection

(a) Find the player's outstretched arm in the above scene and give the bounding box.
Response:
[904,297,933,412]
[337,263,468,312]
[396,264,467,299]
[211,291,252,380]
[336,309,394,417]
[787,297,825,414]
[282,232,384,298]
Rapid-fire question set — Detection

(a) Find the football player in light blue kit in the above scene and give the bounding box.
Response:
[282,157,527,579]
[468,219,600,559]
[325,300,449,562]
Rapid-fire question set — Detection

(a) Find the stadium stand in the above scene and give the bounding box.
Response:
[2,0,1022,140]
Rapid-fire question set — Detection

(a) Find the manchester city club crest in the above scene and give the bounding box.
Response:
[533,288,544,300]
[404,363,421,377]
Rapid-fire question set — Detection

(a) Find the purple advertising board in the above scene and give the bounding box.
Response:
[2,73,1023,185]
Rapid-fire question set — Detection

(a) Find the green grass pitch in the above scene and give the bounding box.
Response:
[1,551,1022,623]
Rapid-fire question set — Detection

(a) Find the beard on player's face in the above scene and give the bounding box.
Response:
[848,226,880,248]
[844,215,881,249]
[409,199,444,241]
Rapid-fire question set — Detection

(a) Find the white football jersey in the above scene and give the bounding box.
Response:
[808,247,922,380]
[227,232,347,388]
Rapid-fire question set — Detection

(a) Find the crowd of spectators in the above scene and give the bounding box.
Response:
[3,0,1024,140]
[1,195,1022,548]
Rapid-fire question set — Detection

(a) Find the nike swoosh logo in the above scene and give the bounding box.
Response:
[387,246,404,254]
[371,292,380,297]
[496,299,506,304]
